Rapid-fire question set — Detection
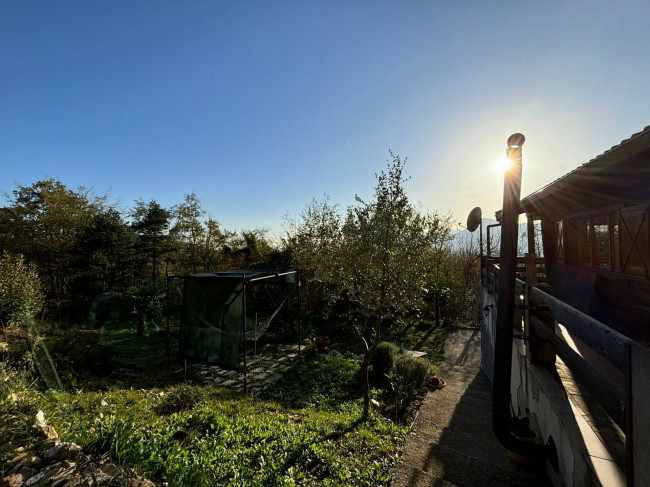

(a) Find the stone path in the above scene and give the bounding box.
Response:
[392,329,548,487]
[192,344,302,393]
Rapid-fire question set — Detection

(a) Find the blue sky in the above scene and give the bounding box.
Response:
[2,1,649,235]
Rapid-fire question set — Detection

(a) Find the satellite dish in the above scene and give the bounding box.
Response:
[466,207,482,232]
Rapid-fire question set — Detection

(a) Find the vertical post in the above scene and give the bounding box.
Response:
[479,220,484,260]
[491,133,549,459]
[242,276,248,394]
[297,270,302,358]
[166,273,171,370]
[629,342,650,486]
[525,214,538,284]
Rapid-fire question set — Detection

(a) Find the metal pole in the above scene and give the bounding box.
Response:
[297,270,302,358]
[166,273,171,371]
[491,133,556,465]
[242,276,248,394]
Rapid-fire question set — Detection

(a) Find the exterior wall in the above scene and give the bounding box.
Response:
[480,285,497,384]
[480,278,627,486]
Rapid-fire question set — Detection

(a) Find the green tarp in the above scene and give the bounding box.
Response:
[180,270,297,368]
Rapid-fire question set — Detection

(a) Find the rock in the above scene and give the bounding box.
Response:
[44,437,62,449]
[33,410,46,429]
[44,442,82,462]
[370,399,381,410]
[25,462,63,486]
[19,467,38,480]
[129,479,156,487]
[100,399,109,407]
[40,424,59,440]
[16,456,42,469]
[0,473,27,487]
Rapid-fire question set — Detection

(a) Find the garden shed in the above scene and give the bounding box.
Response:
[179,269,299,369]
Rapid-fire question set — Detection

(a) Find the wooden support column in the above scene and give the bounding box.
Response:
[525,284,556,370]
[629,342,650,486]
[525,214,538,284]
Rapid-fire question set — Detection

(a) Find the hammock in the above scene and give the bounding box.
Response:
[245,299,286,341]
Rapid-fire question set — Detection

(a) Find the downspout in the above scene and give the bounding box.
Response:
[491,133,557,464]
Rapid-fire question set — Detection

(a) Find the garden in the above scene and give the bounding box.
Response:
[0,155,481,486]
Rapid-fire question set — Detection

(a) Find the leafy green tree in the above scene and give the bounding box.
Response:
[170,192,206,274]
[73,209,138,295]
[0,253,44,328]
[0,179,105,300]
[284,196,343,316]
[123,284,164,336]
[341,153,441,416]
[131,200,172,287]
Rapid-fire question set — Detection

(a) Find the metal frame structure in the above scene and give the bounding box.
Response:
[166,269,302,393]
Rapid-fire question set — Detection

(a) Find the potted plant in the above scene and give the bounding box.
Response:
[427,375,446,390]
[314,336,330,351]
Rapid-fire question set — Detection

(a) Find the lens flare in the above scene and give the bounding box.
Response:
[494,157,513,172]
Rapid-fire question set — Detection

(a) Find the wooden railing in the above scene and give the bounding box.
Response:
[483,261,650,485]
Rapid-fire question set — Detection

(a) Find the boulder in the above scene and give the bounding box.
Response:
[44,442,81,463]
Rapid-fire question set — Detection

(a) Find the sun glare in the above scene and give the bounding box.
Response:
[494,157,513,173]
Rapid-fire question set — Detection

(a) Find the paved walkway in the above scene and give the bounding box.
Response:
[392,329,548,487]
[192,344,301,393]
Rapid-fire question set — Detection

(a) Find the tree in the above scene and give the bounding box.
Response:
[0,179,105,300]
[170,192,206,274]
[73,209,138,295]
[0,253,44,328]
[131,200,172,287]
[341,153,440,416]
[283,196,343,316]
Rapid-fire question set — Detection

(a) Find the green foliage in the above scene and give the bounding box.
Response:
[263,353,361,410]
[155,385,203,415]
[393,354,429,389]
[0,253,44,327]
[387,375,418,421]
[370,342,399,380]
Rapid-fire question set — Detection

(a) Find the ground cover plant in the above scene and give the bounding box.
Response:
[1,327,409,486]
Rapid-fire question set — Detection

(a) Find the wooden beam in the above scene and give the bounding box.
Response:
[528,285,633,372]
[530,316,625,429]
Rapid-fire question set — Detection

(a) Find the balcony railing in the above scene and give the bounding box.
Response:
[481,261,650,486]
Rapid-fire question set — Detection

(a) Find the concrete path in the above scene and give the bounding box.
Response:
[392,328,548,487]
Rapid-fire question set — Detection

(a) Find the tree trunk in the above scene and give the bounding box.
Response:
[362,314,382,416]
[137,317,146,336]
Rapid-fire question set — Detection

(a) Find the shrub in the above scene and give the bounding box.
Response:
[370,342,399,379]
[393,353,429,388]
[155,385,203,415]
[0,253,44,328]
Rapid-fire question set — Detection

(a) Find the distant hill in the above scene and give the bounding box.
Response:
[450,218,542,256]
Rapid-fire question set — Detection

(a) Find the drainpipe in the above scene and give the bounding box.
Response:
[492,133,556,464]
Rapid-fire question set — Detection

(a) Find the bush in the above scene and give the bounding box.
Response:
[0,253,44,328]
[393,353,429,388]
[370,341,399,379]
[155,385,203,415]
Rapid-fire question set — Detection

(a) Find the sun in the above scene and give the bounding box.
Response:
[494,157,513,173]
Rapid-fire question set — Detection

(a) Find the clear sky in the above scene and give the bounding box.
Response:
[2,1,649,235]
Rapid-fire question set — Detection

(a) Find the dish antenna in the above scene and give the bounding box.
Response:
[466,207,482,232]
[466,207,484,260]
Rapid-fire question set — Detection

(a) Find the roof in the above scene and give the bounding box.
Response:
[185,269,299,282]
[497,125,650,220]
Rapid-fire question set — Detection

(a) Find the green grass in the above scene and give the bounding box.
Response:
[1,329,407,486]
[383,319,447,363]
[1,312,449,485]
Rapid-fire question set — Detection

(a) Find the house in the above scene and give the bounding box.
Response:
[481,126,650,486]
